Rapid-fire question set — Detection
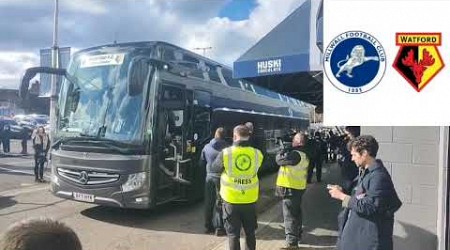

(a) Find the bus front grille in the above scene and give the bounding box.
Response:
[57,167,120,185]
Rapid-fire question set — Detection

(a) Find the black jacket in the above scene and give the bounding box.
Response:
[337,159,402,250]
[340,145,360,193]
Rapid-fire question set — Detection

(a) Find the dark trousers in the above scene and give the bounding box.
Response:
[223,202,257,250]
[21,139,27,154]
[34,154,45,180]
[204,176,223,230]
[2,139,10,153]
[307,158,322,183]
[282,189,305,246]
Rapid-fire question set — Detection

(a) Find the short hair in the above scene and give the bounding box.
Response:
[0,218,82,250]
[233,125,250,139]
[348,135,379,157]
[214,127,224,139]
[293,133,306,147]
[344,126,360,137]
[244,122,254,133]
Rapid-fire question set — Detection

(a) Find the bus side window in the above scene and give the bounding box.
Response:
[205,63,221,83]
[183,54,203,79]
[222,70,241,88]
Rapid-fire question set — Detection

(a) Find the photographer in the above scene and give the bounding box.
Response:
[32,126,50,183]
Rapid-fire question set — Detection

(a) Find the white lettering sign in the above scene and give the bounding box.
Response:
[257,59,282,74]
[80,54,125,68]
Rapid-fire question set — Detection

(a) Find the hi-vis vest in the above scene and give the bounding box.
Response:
[220,146,263,204]
[276,150,309,190]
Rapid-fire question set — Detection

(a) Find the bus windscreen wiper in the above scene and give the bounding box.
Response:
[57,135,143,155]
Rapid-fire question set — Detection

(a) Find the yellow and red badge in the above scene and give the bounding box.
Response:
[393,33,444,92]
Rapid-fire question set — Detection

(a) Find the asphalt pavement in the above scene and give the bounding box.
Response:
[0,142,342,249]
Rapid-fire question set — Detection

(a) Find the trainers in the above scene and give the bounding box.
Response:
[280,244,299,250]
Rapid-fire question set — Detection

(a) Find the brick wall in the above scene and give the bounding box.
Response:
[362,127,441,250]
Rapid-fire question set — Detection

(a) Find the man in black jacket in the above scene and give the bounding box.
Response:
[328,135,402,250]
[338,126,360,192]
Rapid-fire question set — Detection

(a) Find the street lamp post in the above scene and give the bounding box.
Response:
[50,0,59,141]
[193,46,212,57]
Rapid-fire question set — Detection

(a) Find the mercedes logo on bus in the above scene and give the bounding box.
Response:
[79,171,89,184]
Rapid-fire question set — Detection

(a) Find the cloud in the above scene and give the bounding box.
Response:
[0,0,305,89]
[0,52,39,89]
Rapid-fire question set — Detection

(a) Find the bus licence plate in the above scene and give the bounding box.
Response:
[73,192,95,203]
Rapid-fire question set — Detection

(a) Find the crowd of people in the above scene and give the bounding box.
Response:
[0,124,402,250]
[0,124,51,183]
[200,124,402,250]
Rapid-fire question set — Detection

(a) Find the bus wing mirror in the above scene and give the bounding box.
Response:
[128,57,151,96]
[19,67,66,104]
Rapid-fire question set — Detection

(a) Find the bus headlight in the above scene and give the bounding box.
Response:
[122,172,147,192]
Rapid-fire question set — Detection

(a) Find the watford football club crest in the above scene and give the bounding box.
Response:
[393,33,444,92]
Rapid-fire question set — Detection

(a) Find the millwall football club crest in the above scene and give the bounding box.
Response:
[393,33,444,92]
[324,31,386,94]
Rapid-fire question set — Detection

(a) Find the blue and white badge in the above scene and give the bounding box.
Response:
[324,31,386,94]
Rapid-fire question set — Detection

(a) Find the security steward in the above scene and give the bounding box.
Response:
[210,125,263,250]
[275,133,310,250]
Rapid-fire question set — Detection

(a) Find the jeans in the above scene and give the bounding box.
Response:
[204,176,223,230]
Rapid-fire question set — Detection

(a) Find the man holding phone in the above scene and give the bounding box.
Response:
[328,135,402,250]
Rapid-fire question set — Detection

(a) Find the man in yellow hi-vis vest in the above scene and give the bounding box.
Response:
[275,133,310,250]
[211,125,263,250]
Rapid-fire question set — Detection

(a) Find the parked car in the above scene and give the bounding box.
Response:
[0,117,28,139]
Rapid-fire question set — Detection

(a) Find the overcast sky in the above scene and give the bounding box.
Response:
[0,0,305,89]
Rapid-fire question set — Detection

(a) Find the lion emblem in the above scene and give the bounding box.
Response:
[335,45,379,78]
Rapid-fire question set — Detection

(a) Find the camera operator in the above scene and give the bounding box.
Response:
[275,132,311,249]
[32,126,50,183]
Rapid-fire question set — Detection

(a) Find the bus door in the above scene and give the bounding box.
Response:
[156,84,194,201]
[192,90,212,153]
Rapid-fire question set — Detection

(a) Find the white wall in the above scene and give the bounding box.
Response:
[362,127,443,250]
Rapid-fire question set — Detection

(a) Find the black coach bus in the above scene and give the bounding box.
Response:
[20,41,310,209]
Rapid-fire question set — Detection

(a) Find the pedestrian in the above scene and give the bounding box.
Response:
[244,121,258,150]
[275,133,310,250]
[306,131,323,183]
[0,218,82,250]
[20,127,28,154]
[328,135,402,250]
[339,126,360,192]
[0,122,4,153]
[211,125,263,250]
[201,127,229,236]
[2,123,11,153]
[327,130,338,162]
[33,126,50,182]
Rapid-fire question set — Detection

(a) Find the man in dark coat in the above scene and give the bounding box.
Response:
[200,127,229,236]
[328,135,402,250]
[306,131,324,183]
